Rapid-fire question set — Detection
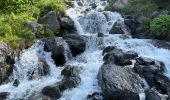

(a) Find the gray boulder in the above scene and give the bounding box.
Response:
[109,21,124,34]
[112,0,130,11]
[145,88,168,100]
[44,37,69,65]
[63,34,86,56]
[98,64,143,99]
[0,42,15,84]
[38,11,60,33]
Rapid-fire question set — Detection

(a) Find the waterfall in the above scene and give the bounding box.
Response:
[1,0,170,100]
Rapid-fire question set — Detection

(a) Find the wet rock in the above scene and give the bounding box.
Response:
[44,37,68,65]
[154,73,170,93]
[42,85,62,99]
[13,79,20,87]
[102,46,115,55]
[61,65,80,77]
[77,1,83,6]
[97,33,104,38]
[145,88,168,100]
[109,21,124,34]
[98,64,143,99]
[0,42,15,84]
[0,92,10,100]
[58,16,75,30]
[124,51,138,59]
[63,34,86,56]
[61,76,81,89]
[136,57,156,65]
[91,3,97,9]
[87,92,103,100]
[38,11,60,33]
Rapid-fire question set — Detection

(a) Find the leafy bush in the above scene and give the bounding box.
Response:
[150,15,170,36]
[121,1,157,14]
[0,13,36,49]
[140,17,152,29]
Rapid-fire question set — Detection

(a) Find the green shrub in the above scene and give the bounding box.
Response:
[122,1,157,14]
[150,15,170,36]
[0,13,36,49]
[140,17,152,29]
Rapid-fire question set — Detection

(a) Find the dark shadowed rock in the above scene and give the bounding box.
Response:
[124,51,138,59]
[0,92,10,100]
[109,21,124,34]
[44,37,68,65]
[58,16,75,30]
[38,11,60,33]
[91,3,97,9]
[42,85,62,99]
[61,65,80,77]
[98,64,143,99]
[87,92,103,100]
[0,42,15,84]
[13,79,20,87]
[61,76,81,89]
[145,88,168,100]
[102,46,115,55]
[63,34,86,56]
[97,33,104,38]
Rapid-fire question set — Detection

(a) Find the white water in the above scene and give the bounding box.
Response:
[0,0,170,100]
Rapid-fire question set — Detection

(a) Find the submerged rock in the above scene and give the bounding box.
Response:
[98,64,143,99]
[44,37,69,65]
[63,34,86,56]
[87,92,103,100]
[0,42,15,84]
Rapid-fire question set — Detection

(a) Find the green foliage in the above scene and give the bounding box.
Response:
[121,1,157,14]
[140,17,152,29]
[105,0,117,11]
[150,15,170,37]
[0,13,36,48]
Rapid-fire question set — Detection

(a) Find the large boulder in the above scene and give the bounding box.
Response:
[98,64,143,99]
[38,11,60,33]
[44,37,70,65]
[109,21,124,34]
[63,34,86,56]
[0,43,15,84]
[134,57,165,87]
[42,65,81,99]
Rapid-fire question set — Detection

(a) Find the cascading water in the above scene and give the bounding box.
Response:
[1,0,170,100]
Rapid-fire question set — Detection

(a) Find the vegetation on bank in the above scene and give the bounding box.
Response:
[106,0,170,40]
[0,0,67,49]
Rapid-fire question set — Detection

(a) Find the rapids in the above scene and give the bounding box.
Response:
[0,0,170,100]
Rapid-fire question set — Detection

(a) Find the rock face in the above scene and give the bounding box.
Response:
[103,47,137,66]
[0,43,15,84]
[98,64,143,99]
[44,37,69,65]
[134,57,165,87]
[109,21,124,34]
[63,34,86,56]
[0,92,10,100]
[38,11,60,33]
[42,65,81,99]
[145,88,168,100]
